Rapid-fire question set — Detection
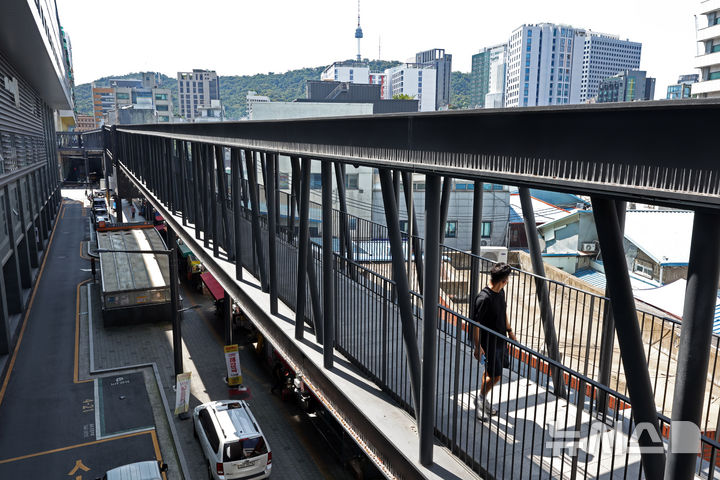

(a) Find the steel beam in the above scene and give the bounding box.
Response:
[295,157,311,340]
[266,152,279,314]
[245,150,268,291]
[598,201,626,417]
[591,196,666,479]
[419,174,441,466]
[321,160,334,369]
[401,172,423,294]
[231,148,243,281]
[519,187,567,398]
[468,181,484,304]
[665,211,720,479]
[378,168,421,417]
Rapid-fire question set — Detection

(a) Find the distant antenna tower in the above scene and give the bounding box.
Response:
[354,0,363,61]
[378,36,381,60]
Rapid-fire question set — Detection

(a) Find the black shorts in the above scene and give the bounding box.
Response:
[484,346,506,378]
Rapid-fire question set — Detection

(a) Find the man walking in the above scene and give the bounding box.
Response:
[472,262,517,420]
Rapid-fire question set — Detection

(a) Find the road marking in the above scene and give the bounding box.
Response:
[0,202,64,408]
[79,241,91,260]
[150,430,168,480]
[75,279,93,384]
[0,430,152,465]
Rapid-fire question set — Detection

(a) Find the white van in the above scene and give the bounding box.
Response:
[193,400,272,479]
[97,460,168,480]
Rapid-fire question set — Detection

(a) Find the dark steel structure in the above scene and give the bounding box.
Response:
[90,100,720,479]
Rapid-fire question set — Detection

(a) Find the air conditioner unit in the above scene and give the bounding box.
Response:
[479,246,508,264]
[581,242,597,252]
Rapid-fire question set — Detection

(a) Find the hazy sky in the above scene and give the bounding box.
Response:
[57,0,699,99]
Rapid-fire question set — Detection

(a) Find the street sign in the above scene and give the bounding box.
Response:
[224,345,243,387]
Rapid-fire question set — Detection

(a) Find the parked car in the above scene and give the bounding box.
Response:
[193,400,272,479]
[92,197,106,212]
[96,460,168,480]
[94,207,109,225]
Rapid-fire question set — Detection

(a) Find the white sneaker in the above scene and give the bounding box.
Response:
[474,398,489,421]
[477,395,498,416]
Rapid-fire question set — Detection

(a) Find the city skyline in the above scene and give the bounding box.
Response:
[57,0,697,101]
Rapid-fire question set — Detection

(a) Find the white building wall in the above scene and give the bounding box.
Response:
[692,1,720,98]
[321,64,370,84]
[384,65,436,111]
[579,33,642,102]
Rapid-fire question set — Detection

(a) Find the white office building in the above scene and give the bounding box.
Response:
[384,63,437,112]
[504,23,641,107]
[505,24,585,107]
[579,32,642,102]
[320,61,370,84]
[485,45,508,108]
[692,0,720,98]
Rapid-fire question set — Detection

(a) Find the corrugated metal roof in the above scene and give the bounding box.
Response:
[624,210,694,265]
[509,193,575,224]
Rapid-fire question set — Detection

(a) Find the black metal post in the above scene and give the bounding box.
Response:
[401,172,423,294]
[179,141,188,226]
[289,156,299,239]
[266,152,278,315]
[231,149,243,281]
[224,291,233,346]
[379,168,421,417]
[591,196,666,478]
[665,211,720,479]
[245,150,268,291]
[167,227,183,376]
[419,174,441,466]
[598,201,626,417]
[438,176,452,245]
[215,146,232,258]
[519,187,567,398]
[469,181,484,304]
[334,163,354,265]
[192,143,201,240]
[295,157,311,340]
[210,146,219,257]
[321,160,334,369]
[201,144,210,248]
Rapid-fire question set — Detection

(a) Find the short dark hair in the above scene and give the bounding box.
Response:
[490,262,512,284]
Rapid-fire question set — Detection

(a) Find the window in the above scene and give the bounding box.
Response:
[445,221,457,238]
[155,93,168,100]
[345,173,359,190]
[199,409,220,451]
[158,116,170,122]
[156,105,169,111]
[399,220,408,232]
[634,259,654,278]
[349,217,357,230]
[481,221,492,237]
[310,173,322,189]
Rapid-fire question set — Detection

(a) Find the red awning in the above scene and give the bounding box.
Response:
[155,214,164,222]
[200,272,224,301]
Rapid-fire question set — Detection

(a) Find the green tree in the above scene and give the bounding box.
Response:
[392,93,415,100]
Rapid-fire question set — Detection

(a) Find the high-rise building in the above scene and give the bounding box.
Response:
[177,69,221,120]
[667,74,698,99]
[503,23,641,108]
[415,49,452,110]
[470,44,507,108]
[692,1,720,98]
[596,70,655,103]
[92,86,115,127]
[505,24,585,107]
[579,32,642,102]
[383,63,437,111]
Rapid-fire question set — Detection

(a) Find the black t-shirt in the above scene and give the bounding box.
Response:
[473,286,507,352]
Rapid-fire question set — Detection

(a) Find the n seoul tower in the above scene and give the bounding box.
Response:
[354,0,363,61]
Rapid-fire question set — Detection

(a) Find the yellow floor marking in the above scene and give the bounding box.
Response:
[74,279,92,384]
[150,430,168,480]
[0,430,152,465]
[0,202,64,408]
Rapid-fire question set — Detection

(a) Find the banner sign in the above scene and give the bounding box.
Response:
[174,372,192,415]
[224,345,243,387]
